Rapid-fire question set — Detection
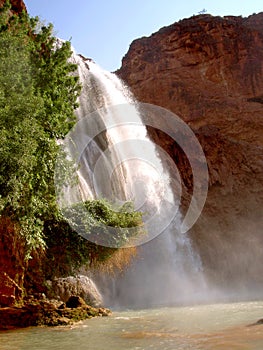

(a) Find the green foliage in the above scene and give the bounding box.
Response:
[63,199,144,247]
[0,3,143,278]
[0,4,80,257]
[44,199,143,278]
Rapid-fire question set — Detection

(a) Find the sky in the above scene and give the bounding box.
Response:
[23,0,263,72]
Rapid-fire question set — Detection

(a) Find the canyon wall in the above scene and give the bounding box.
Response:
[117,13,263,293]
[0,0,27,306]
[0,0,26,14]
[1,0,262,301]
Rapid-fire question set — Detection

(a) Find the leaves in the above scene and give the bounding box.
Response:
[0,7,80,257]
[44,199,143,278]
[0,6,142,276]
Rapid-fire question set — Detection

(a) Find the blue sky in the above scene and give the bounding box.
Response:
[24,0,262,71]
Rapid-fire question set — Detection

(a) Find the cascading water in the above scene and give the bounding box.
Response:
[70,53,172,212]
[63,51,208,308]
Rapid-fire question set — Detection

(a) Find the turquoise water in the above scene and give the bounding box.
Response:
[1,301,263,350]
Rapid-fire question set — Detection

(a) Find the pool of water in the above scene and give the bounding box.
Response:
[1,301,263,350]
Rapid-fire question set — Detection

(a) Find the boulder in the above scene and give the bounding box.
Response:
[48,275,103,307]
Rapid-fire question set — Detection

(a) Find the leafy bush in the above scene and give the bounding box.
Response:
[43,199,143,278]
[0,2,143,285]
[0,2,80,257]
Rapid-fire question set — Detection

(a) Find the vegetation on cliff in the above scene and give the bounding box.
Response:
[0,0,142,304]
[0,1,80,257]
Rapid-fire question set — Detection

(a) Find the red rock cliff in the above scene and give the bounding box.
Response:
[117,14,263,290]
[0,0,28,307]
[0,0,26,14]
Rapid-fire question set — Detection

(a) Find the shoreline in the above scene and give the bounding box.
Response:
[0,297,111,331]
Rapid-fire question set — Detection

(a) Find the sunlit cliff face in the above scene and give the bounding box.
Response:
[116,13,263,300]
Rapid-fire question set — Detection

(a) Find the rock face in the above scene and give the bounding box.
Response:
[48,275,103,308]
[0,0,26,14]
[0,217,25,307]
[0,299,111,330]
[117,13,263,292]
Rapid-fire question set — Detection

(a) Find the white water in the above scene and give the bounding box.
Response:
[71,54,173,211]
[63,53,209,307]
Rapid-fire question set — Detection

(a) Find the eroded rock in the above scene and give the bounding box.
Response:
[66,296,86,308]
[47,275,103,308]
[0,299,111,330]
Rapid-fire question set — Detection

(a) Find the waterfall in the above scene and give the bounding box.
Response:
[58,51,209,308]
[75,57,172,211]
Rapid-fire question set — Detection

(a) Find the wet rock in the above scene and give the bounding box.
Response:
[0,299,111,330]
[98,307,111,317]
[117,12,263,290]
[58,302,66,309]
[55,316,71,326]
[66,296,86,308]
[247,318,263,327]
[48,275,103,307]
[254,318,263,325]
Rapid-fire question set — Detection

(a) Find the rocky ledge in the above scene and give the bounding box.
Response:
[0,296,111,330]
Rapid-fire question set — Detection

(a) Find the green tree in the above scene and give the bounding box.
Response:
[0,2,80,257]
[0,2,143,284]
